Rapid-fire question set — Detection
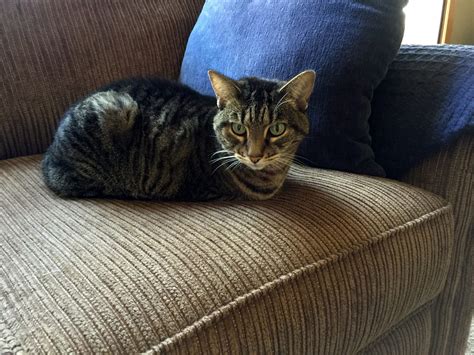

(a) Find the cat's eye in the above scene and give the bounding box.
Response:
[231,123,246,136]
[269,123,287,137]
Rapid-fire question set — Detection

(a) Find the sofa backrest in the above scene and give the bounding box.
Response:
[0,0,204,160]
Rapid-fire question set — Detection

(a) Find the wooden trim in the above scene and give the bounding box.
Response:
[439,0,456,43]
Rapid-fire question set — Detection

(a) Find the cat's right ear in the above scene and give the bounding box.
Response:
[208,70,241,109]
[278,70,316,112]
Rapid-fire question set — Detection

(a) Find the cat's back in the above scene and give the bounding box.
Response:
[98,77,213,108]
[42,76,216,199]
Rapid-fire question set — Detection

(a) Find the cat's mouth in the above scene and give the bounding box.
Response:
[244,161,266,170]
[237,155,284,171]
[222,151,292,172]
[231,154,264,170]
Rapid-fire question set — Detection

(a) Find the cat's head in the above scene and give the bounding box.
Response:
[209,70,315,171]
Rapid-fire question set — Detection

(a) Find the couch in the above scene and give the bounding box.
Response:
[1,1,472,354]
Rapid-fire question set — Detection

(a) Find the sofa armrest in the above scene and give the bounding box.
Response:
[400,133,474,354]
[0,0,204,161]
[370,45,474,178]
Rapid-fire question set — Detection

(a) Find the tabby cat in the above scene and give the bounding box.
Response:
[42,70,316,201]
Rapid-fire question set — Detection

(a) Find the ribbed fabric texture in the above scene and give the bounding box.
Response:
[1,156,453,353]
[371,45,474,177]
[0,0,204,160]
[360,302,433,355]
[401,133,474,355]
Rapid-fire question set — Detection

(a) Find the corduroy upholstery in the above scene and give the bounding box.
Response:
[401,133,474,355]
[1,0,473,354]
[0,0,205,160]
[360,303,434,354]
[0,156,453,353]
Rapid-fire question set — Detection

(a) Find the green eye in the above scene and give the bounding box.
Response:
[231,123,246,136]
[269,123,286,137]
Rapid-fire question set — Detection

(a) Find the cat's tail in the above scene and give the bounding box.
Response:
[41,90,139,198]
[76,90,139,134]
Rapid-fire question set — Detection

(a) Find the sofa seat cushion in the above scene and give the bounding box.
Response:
[0,156,453,353]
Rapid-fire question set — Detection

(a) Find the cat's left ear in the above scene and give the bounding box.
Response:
[278,70,316,111]
[208,70,241,109]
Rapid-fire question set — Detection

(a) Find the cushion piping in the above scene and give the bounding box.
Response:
[144,204,452,354]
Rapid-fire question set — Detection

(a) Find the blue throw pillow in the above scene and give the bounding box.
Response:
[370,45,474,178]
[180,0,407,176]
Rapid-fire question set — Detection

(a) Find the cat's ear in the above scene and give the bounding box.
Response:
[208,70,241,109]
[278,70,316,112]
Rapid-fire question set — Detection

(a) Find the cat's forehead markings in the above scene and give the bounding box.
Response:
[256,104,266,125]
[244,106,253,124]
[263,104,271,125]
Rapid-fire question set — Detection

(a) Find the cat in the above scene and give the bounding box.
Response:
[42,70,316,201]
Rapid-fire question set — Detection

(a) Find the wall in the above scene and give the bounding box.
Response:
[448,0,474,44]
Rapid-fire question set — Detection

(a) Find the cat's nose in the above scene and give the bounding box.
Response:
[249,156,262,164]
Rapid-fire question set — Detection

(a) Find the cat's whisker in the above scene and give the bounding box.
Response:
[274,99,294,112]
[226,160,241,172]
[210,149,231,158]
[274,91,296,112]
[265,155,282,162]
[291,154,316,166]
[211,163,228,175]
[276,155,305,168]
[277,154,313,169]
[210,154,233,162]
[265,156,290,171]
[274,156,308,172]
[212,159,236,175]
[265,155,292,168]
[274,91,289,111]
[210,155,235,164]
[230,164,241,172]
[272,162,289,172]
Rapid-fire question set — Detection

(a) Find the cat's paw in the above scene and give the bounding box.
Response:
[80,90,138,132]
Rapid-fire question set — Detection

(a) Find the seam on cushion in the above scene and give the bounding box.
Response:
[143,204,452,354]
[357,298,436,354]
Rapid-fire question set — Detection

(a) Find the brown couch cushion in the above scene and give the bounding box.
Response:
[0,156,453,353]
[359,302,433,354]
[0,0,204,160]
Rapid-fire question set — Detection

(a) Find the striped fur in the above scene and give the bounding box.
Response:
[42,72,315,201]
